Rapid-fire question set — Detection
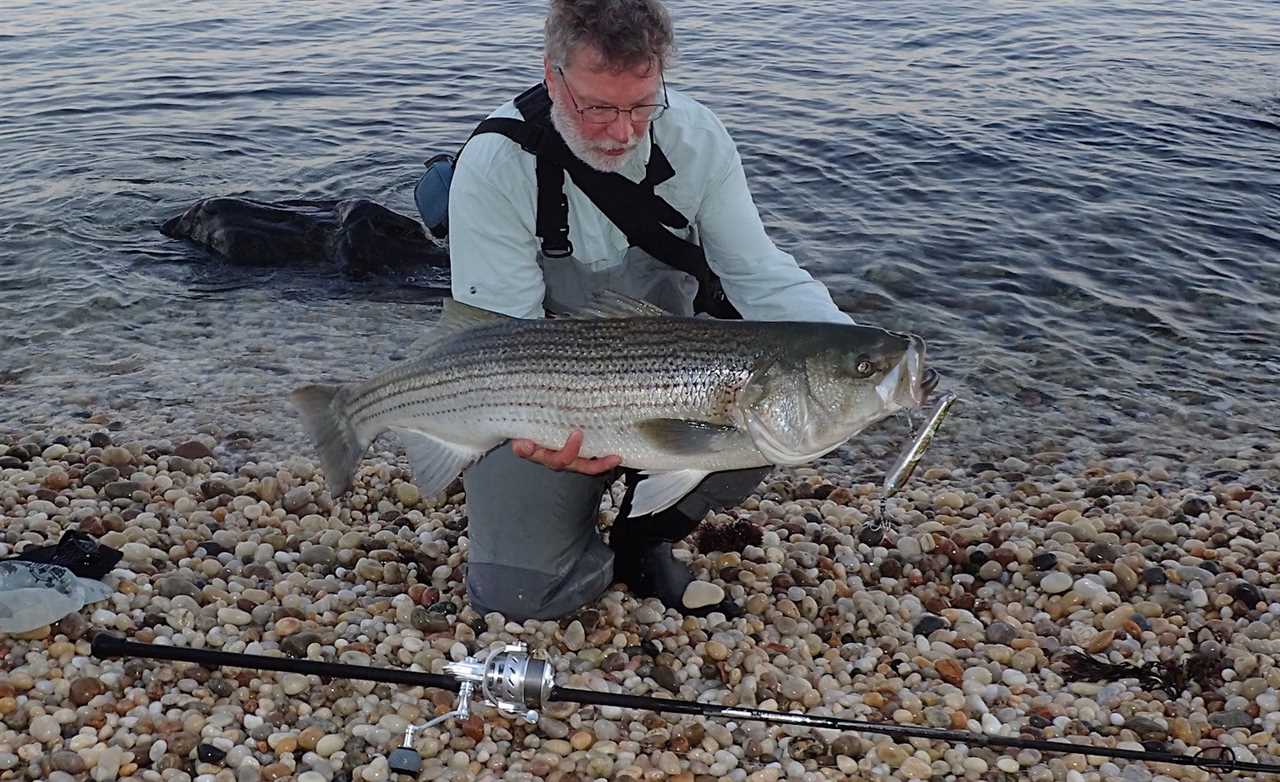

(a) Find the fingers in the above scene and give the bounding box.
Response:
[545,430,584,470]
[511,439,536,459]
[511,432,621,475]
[568,452,622,475]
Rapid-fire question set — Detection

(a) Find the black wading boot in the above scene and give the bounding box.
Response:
[610,508,742,618]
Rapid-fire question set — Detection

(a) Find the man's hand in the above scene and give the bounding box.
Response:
[512,430,621,475]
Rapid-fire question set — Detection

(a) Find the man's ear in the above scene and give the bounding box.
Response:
[543,57,555,87]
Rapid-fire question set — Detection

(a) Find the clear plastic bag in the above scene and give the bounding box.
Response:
[0,561,113,633]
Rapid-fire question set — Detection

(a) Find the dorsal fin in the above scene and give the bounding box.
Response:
[408,299,514,353]
[441,298,514,329]
[558,289,671,319]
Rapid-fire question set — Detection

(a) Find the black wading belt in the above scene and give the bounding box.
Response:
[465,83,741,320]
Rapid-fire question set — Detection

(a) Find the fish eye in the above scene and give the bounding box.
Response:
[853,356,874,377]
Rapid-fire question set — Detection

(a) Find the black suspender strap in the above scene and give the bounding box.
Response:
[534,156,573,258]
[470,87,573,259]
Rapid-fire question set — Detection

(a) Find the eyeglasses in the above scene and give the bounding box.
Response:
[555,66,669,124]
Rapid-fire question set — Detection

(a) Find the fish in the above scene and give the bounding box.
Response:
[289,292,938,517]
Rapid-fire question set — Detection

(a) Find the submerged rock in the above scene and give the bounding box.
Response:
[161,196,448,278]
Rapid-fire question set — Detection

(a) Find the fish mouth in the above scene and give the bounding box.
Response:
[902,334,929,407]
[875,333,929,409]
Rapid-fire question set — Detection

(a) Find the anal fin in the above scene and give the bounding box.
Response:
[392,428,485,499]
[628,469,711,517]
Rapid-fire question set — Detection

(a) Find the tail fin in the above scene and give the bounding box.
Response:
[289,384,367,497]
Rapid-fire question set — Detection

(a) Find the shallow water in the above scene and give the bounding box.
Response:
[2,0,1278,476]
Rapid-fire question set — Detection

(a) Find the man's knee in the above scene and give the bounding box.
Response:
[461,443,615,620]
[466,537,613,621]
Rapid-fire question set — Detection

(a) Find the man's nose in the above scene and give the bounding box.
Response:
[605,114,636,144]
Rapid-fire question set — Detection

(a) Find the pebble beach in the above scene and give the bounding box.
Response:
[2,413,1278,782]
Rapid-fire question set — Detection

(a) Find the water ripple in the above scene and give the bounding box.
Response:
[2,0,1278,457]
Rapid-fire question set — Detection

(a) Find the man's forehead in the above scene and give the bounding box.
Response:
[566,44,660,80]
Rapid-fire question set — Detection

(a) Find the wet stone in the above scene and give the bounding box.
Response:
[1125,717,1168,741]
[1208,710,1253,730]
[174,440,214,459]
[1031,552,1058,571]
[283,487,312,513]
[55,611,89,640]
[50,750,86,774]
[914,614,949,636]
[985,621,1017,645]
[196,541,230,557]
[83,466,120,489]
[167,455,198,475]
[1229,581,1264,608]
[70,677,105,705]
[301,545,336,566]
[652,665,679,692]
[103,481,140,499]
[1086,542,1120,562]
[198,743,228,763]
[201,480,234,500]
[979,560,1004,580]
[158,576,200,599]
[1138,521,1178,543]
[169,734,200,758]
[1181,497,1212,517]
[830,735,863,758]
[282,631,322,657]
[411,606,451,634]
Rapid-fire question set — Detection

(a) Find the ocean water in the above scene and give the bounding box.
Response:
[1,0,1278,478]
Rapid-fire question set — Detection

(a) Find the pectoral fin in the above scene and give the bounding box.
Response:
[392,428,485,499]
[636,418,743,455]
[628,469,711,517]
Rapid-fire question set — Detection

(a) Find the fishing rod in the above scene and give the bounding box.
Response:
[92,634,1280,777]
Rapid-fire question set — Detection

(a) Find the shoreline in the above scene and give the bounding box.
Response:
[1,426,1278,782]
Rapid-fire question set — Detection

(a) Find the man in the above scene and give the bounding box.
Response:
[434,0,852,621]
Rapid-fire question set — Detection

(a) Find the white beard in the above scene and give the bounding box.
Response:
[550,98,642,174]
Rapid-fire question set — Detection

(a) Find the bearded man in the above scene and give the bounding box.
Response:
[424,0,852,621]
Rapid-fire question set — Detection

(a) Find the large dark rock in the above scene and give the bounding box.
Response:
[161,196,448,278]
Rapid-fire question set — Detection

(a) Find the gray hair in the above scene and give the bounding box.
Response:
[544,0,675,73]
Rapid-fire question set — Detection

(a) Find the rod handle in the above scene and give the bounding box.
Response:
[91,633,132,659]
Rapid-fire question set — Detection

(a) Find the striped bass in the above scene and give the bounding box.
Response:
[290,293,938,517]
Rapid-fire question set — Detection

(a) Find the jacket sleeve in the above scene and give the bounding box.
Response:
[446,143,547,319]
[694,145,854,325]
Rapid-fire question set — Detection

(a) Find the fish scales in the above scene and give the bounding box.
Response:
[346,318,771,445]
